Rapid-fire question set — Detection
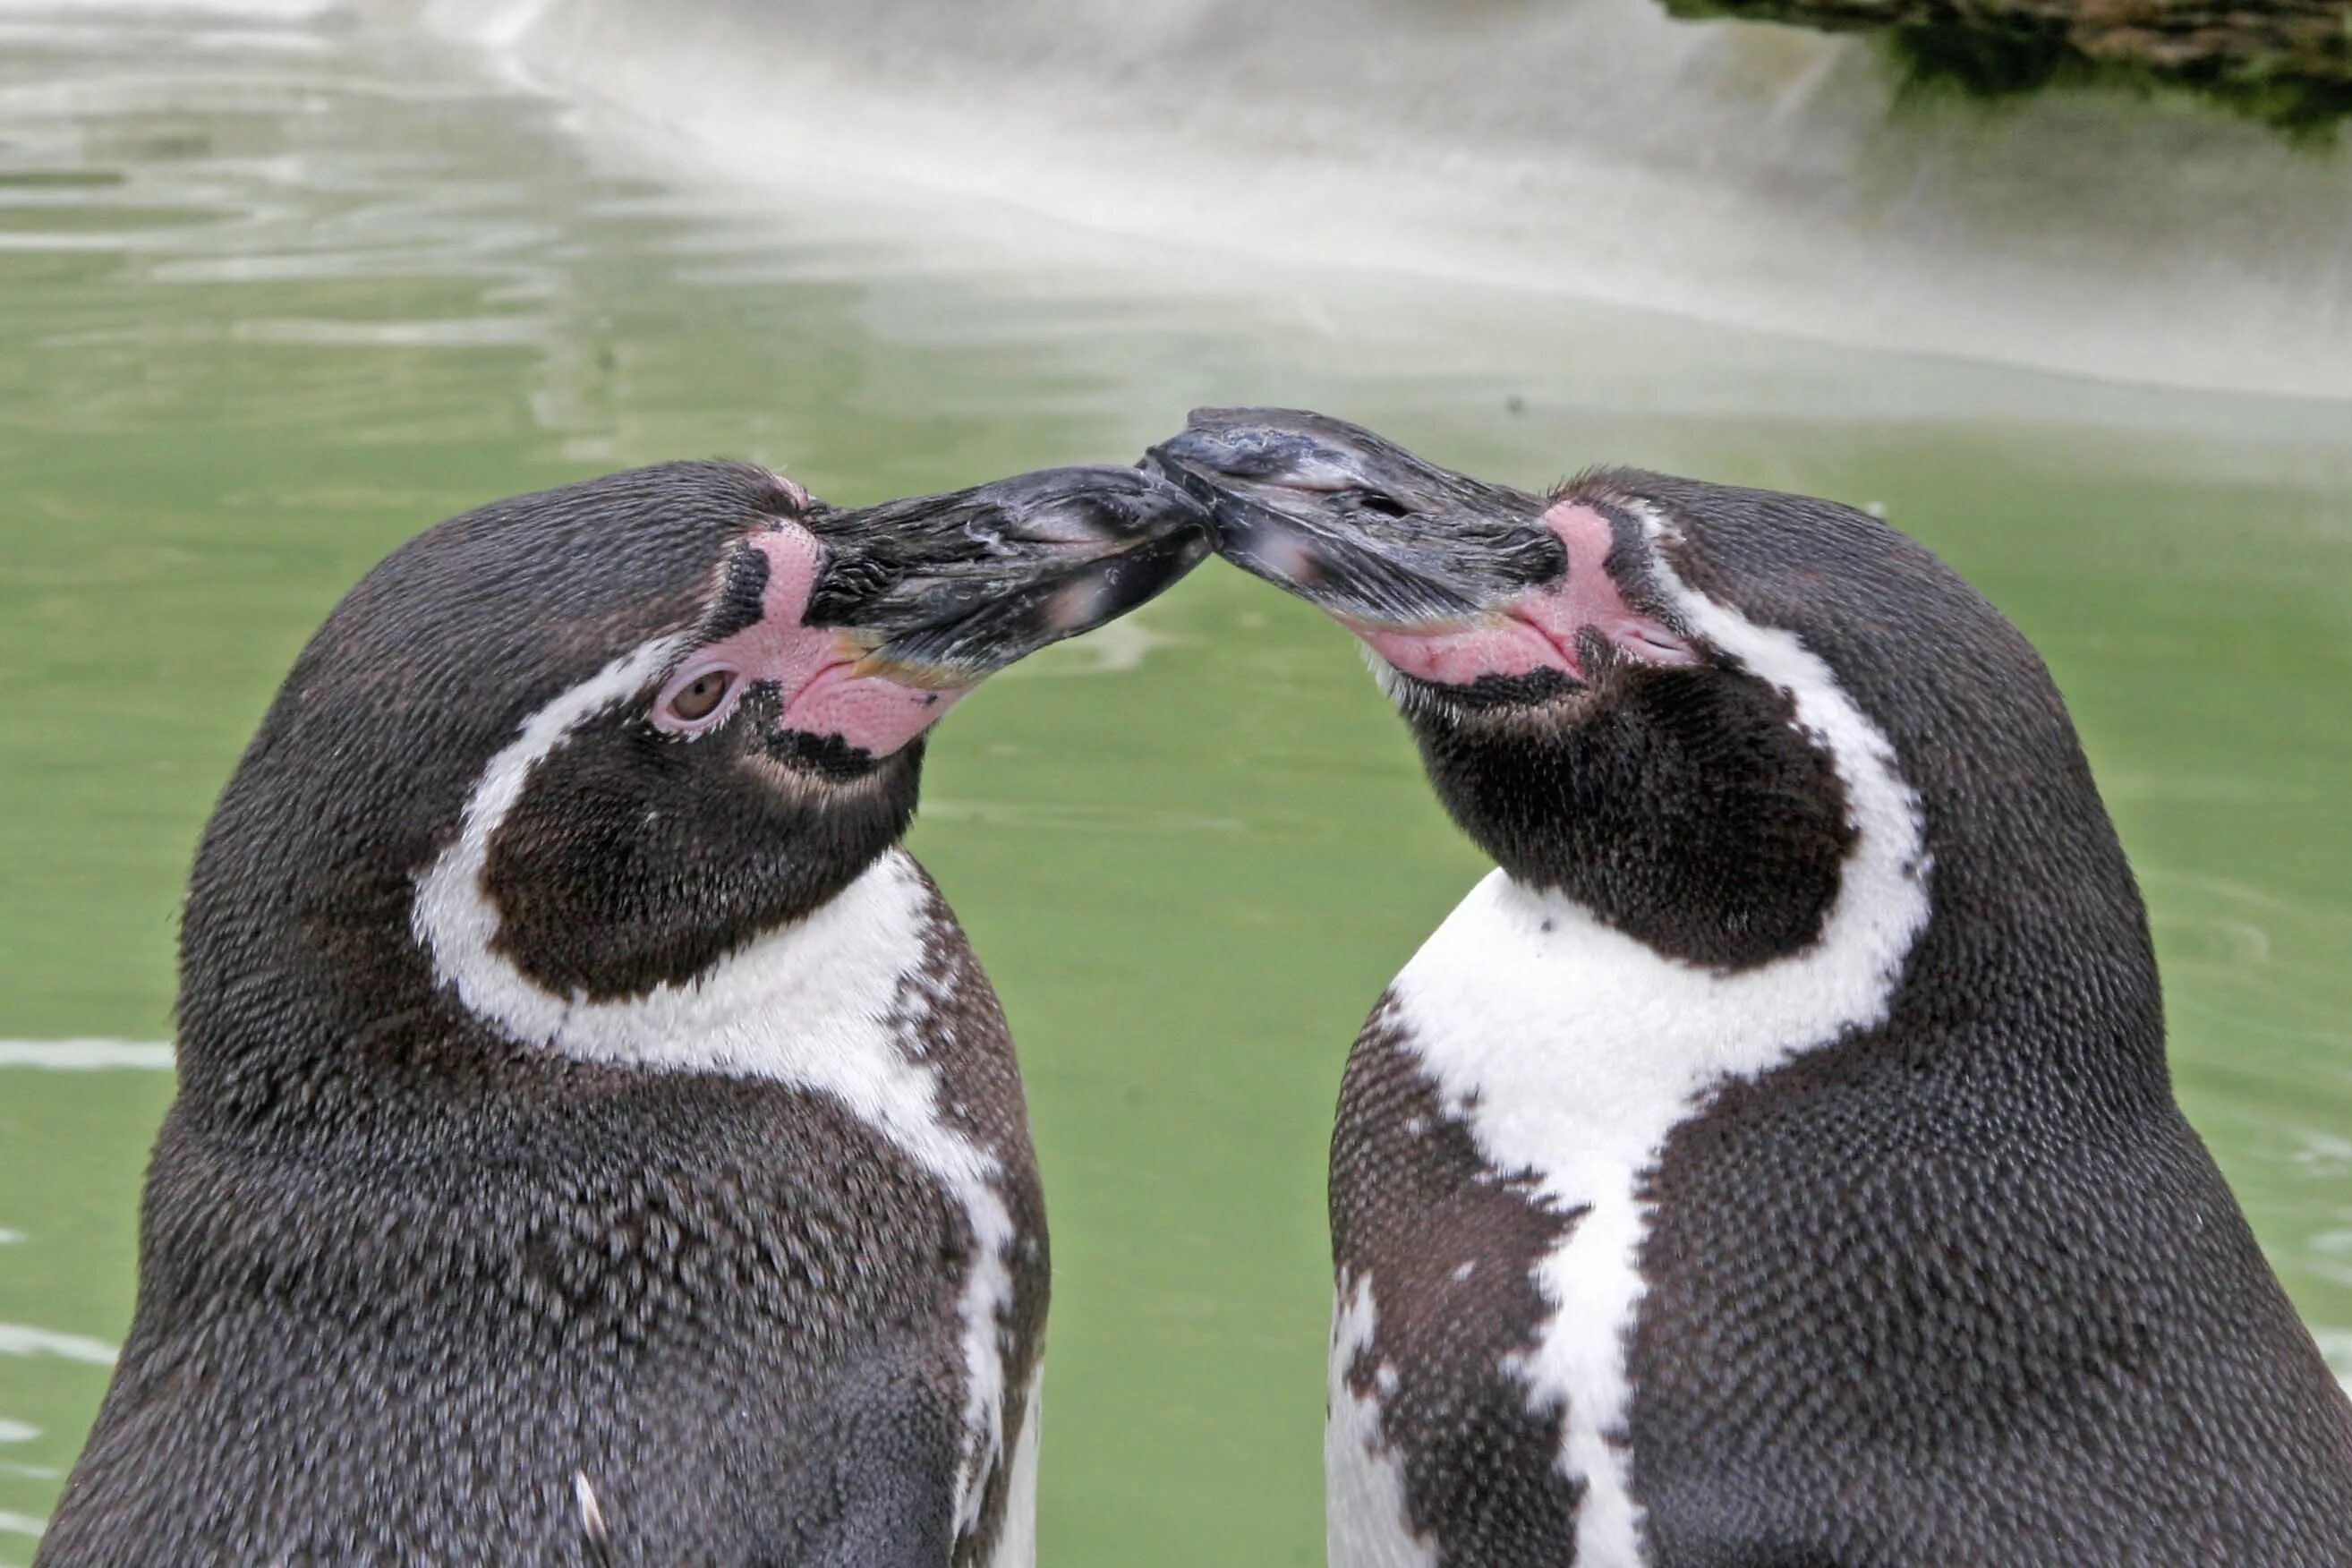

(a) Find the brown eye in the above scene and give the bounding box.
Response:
[668,670,732,722]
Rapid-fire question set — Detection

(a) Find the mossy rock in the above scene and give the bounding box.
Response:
[1662,0,2352,132]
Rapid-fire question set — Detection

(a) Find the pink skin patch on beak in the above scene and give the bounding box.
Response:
[652,524,973,757]
[1353,500,1698,687]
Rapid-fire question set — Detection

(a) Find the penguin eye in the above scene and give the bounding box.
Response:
[667,670,733,722]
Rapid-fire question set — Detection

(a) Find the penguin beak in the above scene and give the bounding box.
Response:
[1145,407,1566,628]
[806,464,1214,686]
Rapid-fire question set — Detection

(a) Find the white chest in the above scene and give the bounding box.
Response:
[1363,777,1924,1563]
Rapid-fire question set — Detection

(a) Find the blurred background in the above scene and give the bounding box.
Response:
[0,0,2346,1563]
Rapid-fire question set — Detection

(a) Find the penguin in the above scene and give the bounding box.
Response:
[1149,409,2352,1568]
[35,459,1212,1568]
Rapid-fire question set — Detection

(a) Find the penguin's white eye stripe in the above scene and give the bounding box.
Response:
[652,662,743,735]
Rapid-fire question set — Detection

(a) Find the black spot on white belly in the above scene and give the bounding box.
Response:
[1330,999,1589,1566]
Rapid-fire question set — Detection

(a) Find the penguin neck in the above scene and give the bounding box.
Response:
[1431,618,1933,1095]
[1623,498,2162,1082]
[428,844,941,1079]
[173,841,938,1128]
[187,835,944,1155]
[1435,680,2166,1102]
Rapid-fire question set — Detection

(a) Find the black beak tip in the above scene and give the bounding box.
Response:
[1144,409,1568,628]
[1136,443,1225,515]
[1130,467,1220,546]
[1146,409,1330,486]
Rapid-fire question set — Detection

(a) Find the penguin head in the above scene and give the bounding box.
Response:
[1154,408,2132,980]
[180,460,1209,1092]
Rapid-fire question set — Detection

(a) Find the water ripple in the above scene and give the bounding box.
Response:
[0,1325,117,1367]
[0,1040,171,1070]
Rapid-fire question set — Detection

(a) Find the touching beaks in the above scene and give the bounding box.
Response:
[1145,406,1565,628]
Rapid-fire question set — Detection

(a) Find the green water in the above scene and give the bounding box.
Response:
[1,7,2348,1564]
